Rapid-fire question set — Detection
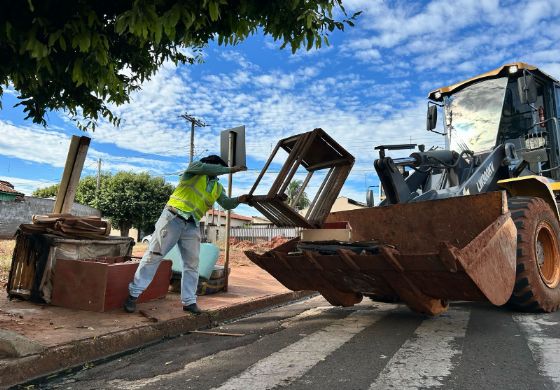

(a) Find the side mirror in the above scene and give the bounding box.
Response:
[427,104,437,131]
[366,189,375,207]
[518,74,538,104]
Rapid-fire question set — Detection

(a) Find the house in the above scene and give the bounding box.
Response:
[251,215,273,226]
[299,196,366,216]
[0,181,24,201]
[329,196,367,212]
[204,209,252,227]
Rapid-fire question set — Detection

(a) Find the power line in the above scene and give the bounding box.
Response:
[180,113,209,163]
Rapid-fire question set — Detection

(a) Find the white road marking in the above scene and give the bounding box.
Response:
[212,305,398,390]
[369,308,470,390]
[513,313,560,388]
[108,304,396,390]
[279,305,332,328]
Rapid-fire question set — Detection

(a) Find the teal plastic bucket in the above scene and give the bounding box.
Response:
[164,243,220,279]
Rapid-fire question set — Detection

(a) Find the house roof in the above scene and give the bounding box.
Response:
[0,180,24,197]
[206,209,252,221]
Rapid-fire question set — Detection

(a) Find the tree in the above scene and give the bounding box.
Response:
[287,179,310,211]
[33,184,59,198]
[0,1,359,130]
[98,172,173,236]
[34,172,174,237]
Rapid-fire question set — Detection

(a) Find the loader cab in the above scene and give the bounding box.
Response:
[428,63,560,180]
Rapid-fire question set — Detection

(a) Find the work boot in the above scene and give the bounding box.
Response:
[183,303,202,315]
[123,295,138,313]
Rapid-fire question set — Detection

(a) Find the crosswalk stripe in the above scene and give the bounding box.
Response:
[279,306,332,329]
[212,305,398,390]
[513,314,560,387]
[107,305,396,390]
[369,308,470,390]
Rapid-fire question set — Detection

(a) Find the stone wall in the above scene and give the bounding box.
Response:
[0,197,100,239]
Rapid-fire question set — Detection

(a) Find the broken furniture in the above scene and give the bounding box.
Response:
[7,231,134,303]
[51,257,171,312]
[248,128,355,228]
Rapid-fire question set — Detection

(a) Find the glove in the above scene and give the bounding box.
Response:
[231,165,247,173]
[238,194,253,204]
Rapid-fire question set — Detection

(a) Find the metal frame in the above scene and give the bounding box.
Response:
[248,128,354,228]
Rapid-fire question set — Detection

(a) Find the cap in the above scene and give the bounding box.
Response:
[200,154,228,167]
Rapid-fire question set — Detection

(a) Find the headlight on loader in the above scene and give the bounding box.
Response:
[525,136,546,150]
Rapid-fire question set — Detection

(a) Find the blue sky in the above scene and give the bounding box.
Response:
[2,0,560,217]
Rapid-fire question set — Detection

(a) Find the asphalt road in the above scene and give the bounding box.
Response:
[40,296,560,390]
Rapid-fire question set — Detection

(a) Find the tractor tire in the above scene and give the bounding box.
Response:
[508,196,560,312]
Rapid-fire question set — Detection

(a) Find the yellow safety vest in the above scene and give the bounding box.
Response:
[166,175,222,220]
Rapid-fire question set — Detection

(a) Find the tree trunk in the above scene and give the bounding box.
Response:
[119,222,131,237]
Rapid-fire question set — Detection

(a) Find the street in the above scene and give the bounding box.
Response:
[42,296,560,390]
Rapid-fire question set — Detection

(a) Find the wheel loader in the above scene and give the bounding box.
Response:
[246,63,560,315]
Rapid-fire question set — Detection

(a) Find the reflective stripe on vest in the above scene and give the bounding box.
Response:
[166,175,222,220]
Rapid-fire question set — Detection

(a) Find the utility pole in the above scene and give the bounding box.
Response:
[180,113,208,162]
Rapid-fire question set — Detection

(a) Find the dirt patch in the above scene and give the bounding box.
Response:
[229,236,291,251]
[132,241,148,257]
[131,237,292,268]
[217,237,292,267]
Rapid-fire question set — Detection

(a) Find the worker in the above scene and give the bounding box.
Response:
[124,155,250,314]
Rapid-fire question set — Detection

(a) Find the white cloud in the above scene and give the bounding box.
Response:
[0,121,70,167]
[341,0,560,77]
[218,50,258,70]
[0,176,59,195]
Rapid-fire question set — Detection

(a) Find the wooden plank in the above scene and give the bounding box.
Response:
[61,137,91,214]
[53,136,80,213]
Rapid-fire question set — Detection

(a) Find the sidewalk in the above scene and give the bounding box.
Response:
[0,264,313,388]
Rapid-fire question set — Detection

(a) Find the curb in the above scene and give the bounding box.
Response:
[0,290,315,388]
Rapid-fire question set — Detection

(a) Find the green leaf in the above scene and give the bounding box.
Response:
[115,16,127,34]
[306,31,313,50]
[154,22,162,44]
[48,31,60,47]
[72,59,83,85]
[5,22,12,40]
[59,36,66,50]
[87,12,96,27]
[306,13,313,29]
[209,2,220,21]
[78,32,91,51]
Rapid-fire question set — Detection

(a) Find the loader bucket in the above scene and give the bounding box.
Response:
[245,191,517,315]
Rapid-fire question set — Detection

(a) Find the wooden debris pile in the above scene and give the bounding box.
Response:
[18,214,111,239]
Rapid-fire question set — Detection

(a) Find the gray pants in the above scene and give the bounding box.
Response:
[129,208,200,306]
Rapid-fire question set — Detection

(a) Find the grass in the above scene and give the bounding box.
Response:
[0,240,15,281]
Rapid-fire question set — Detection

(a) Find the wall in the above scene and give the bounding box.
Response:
[110,228,140,242]
[203,214,250,227]
[0,197,100,239]
[205,226,301,245]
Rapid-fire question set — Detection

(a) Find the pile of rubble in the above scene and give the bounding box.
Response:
[229,236,291,251]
